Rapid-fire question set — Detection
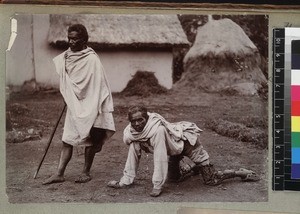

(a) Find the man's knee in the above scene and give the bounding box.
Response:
[90,127,106,142]
[90,127,106,152]
[92,143,103,153]
[183,140,209,165]
[62,141,73,148]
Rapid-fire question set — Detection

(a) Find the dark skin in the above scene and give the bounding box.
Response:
[129,111,154,153]
[129,111,148,132]
[68,31,87,52]
[43,31,101,184]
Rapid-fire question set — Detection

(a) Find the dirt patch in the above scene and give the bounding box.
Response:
[119,71,168,97]
[6,90,268,203]
[6,129,42,144]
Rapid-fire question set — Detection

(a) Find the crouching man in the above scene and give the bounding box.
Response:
[108,106,258,197]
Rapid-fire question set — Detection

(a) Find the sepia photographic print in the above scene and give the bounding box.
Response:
[6,13,268,203]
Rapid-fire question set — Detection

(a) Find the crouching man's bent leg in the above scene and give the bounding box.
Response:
[149,126,169,197]
[108,142,142,188]
[199,164,260,185]
[184,138,259,185]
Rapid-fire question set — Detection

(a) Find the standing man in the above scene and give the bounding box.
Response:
[43,24,115,184]
[108,106,259,197]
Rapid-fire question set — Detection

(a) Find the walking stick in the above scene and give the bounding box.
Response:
[33,103,66,179]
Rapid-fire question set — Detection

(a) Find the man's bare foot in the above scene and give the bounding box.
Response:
[149,188,162,197]
[75,174,92,183]
[237,168,260,182]
[42,174,65,185]
[107,180,132,189]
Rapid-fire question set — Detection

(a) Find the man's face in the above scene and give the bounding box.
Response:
[68,31,86,52]
[129,111,148,132]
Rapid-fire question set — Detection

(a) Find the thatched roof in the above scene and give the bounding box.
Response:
[48,14,190,49]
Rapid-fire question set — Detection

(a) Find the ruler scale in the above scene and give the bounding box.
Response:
[273,28,285,190]
[273,28,300,191]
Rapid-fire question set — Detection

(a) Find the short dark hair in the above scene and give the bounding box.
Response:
[68,24,89,43]
[128,106,148,121]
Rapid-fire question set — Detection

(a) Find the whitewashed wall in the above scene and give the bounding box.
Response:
[100,51,173,92]
[33,14,61,88]
[6,14,174,92]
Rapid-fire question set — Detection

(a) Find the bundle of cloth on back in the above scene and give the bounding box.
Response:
[108,107,259,197]
[123,112,203,155]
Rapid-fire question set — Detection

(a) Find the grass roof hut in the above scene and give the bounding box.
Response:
[47,14,190,92]
[48,14,189,49]
[177,18,266,95]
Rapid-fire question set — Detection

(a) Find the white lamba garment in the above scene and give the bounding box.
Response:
[53,47,115,146]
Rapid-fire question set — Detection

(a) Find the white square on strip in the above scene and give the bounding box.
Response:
[291,69,300,85]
